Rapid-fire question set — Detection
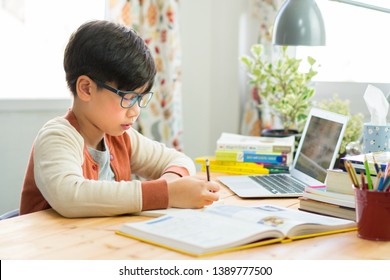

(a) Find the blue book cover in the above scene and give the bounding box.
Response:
[215,150,287,164]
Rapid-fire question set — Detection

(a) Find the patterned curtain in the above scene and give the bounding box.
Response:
[240,0,282,136]
[107,0,183,151]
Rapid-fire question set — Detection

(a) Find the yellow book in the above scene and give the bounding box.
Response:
[196,156,260,166]
[200,164,269,175]
[195,157,288,175]
[116,204,356,257]
[195,156,269,174]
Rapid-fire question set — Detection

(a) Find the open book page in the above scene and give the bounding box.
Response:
[118,209,284,256]
[118,204,356,256]
[133,199,225,217]
[204,204,356,238]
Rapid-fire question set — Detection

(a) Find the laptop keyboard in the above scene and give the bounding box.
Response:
[249,174,307,194]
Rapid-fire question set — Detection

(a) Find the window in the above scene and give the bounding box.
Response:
[296,0,390,83]
[0,0,105,99]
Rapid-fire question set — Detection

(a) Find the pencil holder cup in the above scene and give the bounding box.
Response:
[355,188,390,241]
[362,123,390,153]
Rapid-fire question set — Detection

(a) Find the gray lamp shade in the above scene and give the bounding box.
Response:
[272,0,326,46]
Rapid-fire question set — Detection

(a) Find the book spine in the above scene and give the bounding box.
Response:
[215,150,287,164]
[200,164,270,175]
[217,143,273,152]
[210,160,266,168]
[272,145,293,153]
[301,192,355,208]
[195,157,289,175]
[216,143,292,153]
[243,153,287,164]
[264,167,289,174]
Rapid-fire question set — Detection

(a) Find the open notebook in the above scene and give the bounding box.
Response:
[218,108,348,198]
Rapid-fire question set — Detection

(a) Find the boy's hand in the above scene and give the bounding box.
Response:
[167,176,220,209]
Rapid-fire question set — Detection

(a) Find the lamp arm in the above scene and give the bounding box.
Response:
[331,0,390,13]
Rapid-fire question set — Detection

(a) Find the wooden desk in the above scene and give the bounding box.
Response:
[1,176,389,260]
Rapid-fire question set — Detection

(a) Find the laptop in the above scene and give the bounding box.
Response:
[218,108,348,198]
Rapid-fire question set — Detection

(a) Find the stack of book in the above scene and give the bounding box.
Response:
[323,169,356,195]
[196,132,295,175]
[341,151,390,176]
[298,169,356,221]
[342,151,390,192]
[195,157,289,175]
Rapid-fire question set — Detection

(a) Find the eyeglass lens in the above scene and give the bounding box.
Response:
[121,92,153,108]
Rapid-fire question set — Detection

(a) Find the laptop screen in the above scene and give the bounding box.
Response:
[294,115,344,183]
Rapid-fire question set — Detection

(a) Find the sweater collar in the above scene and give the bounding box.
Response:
[64,109,81,132]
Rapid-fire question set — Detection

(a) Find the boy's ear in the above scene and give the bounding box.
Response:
[76,75,94,101]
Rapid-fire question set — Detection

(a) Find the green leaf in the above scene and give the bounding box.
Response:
[241,43,319,132]
[251,44,263,57]
[240,56,251,66]
[307,56,316,65]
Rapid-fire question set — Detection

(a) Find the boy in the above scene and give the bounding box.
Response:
[20,20,219,217]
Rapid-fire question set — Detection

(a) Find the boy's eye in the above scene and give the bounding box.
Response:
[121,93,139,107]
[119,91,153,108]
[123,94,138,102]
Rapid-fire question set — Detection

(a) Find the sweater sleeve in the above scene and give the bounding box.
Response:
[126,128,196,211]
[33,118,145,218]
[127,128,196,179]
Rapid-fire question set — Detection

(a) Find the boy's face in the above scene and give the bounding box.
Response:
[84,77,144,137]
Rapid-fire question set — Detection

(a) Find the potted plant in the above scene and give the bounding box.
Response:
[316,94,364,161]
[241,44,319,136]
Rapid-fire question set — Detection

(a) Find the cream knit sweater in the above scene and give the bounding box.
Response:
[20,113,196,218]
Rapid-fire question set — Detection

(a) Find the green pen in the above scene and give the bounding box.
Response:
[364,155,373,190]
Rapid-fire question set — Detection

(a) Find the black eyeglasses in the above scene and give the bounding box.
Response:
[92,78,153,109]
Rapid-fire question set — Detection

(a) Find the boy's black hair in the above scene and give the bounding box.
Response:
[64,20,156,96]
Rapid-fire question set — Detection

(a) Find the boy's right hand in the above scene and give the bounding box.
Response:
[167,176,220,209]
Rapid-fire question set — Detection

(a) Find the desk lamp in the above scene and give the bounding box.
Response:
[272,0,390,46]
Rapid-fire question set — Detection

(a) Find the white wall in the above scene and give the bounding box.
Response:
[0,100,71,214]
[180,0,244,160]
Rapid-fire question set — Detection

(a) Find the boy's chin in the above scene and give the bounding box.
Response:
[108,130,128,137]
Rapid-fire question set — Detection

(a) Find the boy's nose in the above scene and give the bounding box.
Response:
[126,103,140,117]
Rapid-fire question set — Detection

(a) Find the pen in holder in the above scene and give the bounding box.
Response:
[354,188,390,241]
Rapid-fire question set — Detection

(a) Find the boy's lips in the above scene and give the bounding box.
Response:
[121,123,132,130]
[121,118,136,130]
